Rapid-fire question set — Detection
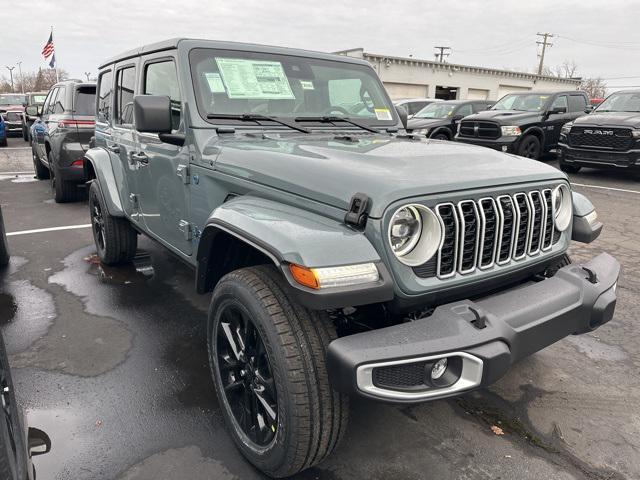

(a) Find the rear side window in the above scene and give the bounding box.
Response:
[144,60,182,131]
[97,70,113,123]
[115,66,136,125]
[52,87,66,113]
[568,95,587,113]
[74,87,96,116]
[42,88,57,115]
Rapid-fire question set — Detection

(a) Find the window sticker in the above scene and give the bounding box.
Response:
[300,80,315,90]
[214,58,295,99]
[205,72,226,93]
[374,108,392,121]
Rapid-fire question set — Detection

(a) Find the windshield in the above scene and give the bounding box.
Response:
[189,48,397,126]
[30,94,47,105]
[0,94,27,106]
[414,103,456,119]
[492,93,550,112]
[596,92,640,113]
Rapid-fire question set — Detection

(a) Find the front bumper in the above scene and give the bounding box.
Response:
[455,135,519,153]
[559,142,640,170]
[5,121,22,133]
[327,253,619,403]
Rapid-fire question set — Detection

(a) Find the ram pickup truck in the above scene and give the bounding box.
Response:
[84,38,619,478]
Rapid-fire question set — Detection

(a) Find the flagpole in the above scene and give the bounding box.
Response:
[51,26,59,83]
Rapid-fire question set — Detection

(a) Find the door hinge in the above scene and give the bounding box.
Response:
[344,192,370,229]
[129,194,139,209]
[176,164,190,184]
[178,220,192,241]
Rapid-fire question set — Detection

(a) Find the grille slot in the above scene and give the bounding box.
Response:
[568,127,634,151]
[372,362,427,389]
[420,188,562,279]
[459,120,501,139]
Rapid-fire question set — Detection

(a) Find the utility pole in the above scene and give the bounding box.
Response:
[536,33,554,75]
[17,61,24,93]
[84,72,91,81]
[5,66,15,92]
[434,46,451,63]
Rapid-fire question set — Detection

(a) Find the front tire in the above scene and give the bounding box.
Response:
[208,266,348,478]
[559,161,581,174]
[517,135,541,160]
[88,181,137,265]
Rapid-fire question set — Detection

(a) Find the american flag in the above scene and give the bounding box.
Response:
[42,32,56,68]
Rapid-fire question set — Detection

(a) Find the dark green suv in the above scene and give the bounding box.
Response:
[85,38,619,477]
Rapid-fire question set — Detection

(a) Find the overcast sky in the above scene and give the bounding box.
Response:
[1,0,638,90]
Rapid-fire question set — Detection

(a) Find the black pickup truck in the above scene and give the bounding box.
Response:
[558,90,640,173]
[455,91,590,160]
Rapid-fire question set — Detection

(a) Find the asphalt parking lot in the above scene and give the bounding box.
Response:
[1,134,639,480]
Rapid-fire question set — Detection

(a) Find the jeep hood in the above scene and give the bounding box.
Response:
[573,111,640,129]
[464,110,540,124]
[211,133,565,218]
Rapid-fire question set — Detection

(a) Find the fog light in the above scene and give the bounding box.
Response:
[501,145,508,152]
[431,358,448,380]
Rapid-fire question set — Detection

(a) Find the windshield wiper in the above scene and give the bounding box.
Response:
[206,113,310,133]
[294,116,380,133]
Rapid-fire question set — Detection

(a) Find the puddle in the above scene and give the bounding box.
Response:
[565,334,627,362]
[0,174,38,183]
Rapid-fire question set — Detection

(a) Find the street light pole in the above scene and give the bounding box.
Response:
[5,66,15,92]
[17,62,24,93]
[84,72,91,82]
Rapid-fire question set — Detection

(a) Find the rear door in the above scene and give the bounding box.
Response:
[34,88,56,161]
[133,54,192,255]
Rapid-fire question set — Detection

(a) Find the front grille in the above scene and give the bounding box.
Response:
[568,127,634,151]
[372,362,427,389]
[5,111,20,122]
[459,120,501,139]
[415,189,559,279]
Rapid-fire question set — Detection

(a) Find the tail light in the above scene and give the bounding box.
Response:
[57,119,95,128]
[71,159,84,167]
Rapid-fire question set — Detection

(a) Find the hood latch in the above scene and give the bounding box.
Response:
[345,193,370,230]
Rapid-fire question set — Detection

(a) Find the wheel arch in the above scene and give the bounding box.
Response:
[429,127,453,140]
[84,148,125,217]
[521,126,546,145]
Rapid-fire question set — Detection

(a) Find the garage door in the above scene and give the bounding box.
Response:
[497,85,531,98]
[467,88,490,100]
[384,82,428,100]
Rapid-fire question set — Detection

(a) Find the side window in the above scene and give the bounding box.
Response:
[115,66,136,125]
[568,95,587,113]
[144,60,182,131]
[473,102,490,113]
[97,70,113,123]
[42,88,56,115]
[408,101,427,115]
[550,95,568,112]
[456,104,473,117]
[53,87,66,113]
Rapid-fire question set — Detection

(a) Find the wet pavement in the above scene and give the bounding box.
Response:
[0,135,639,479]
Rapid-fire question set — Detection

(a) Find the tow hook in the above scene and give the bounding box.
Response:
[582,266,598,284]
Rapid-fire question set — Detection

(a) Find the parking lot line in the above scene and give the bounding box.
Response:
[7,224,92,237]
[0,171,35,175]
[572,182,640,195]
[1,147,31,151]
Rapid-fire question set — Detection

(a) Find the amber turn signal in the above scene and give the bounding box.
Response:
[289,264,320,289]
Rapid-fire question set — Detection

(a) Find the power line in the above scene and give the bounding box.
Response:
[434,46,451,63]
[536,32,554,75]
[557,35,640,50]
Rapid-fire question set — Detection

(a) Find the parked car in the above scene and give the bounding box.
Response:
[455,91,591,159]
[393,98,441,118]
[86,38,618,478]
[0,94,27,137]
[407,100,493,140]
[0,206,51,478]
[28,80,96,202]
[21,92,48,142]
[0,115,7,148]
[558,90,640,174]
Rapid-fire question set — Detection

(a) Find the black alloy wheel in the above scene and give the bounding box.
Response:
[90,195,106,254]
[518,135,541,159]
[216,302,277,447]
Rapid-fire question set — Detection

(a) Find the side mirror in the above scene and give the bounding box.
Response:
[133,95,172,134]
[452,114,464,122]
[395,105,408,130]
[585,106,594,114]
[547,106,567,116]
[26,105,39,116]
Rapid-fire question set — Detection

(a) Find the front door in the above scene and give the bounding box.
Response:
[544,95,572,148]
[132,57,192,256]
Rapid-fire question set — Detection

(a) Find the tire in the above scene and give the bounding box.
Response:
[208,266,348,478]
[432,133,450,141]
[50,152,79,203]
[0,208,9,267]
[517,135,542,160]
[21,125,28,142]
[0,137,6,148]
[0,334,28,480]
[32,147,50,180]
[559,162,581,174]
[88,181,137,265]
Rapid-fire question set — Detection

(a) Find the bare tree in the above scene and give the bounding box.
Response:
[557,60,579,79]
[581,77,607,99]
[0,68,69,94]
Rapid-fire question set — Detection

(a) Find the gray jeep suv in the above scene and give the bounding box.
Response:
[30,80,96,202]
[85,38,619,478]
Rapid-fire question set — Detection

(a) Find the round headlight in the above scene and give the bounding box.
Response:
[388,204,443,266]
[553,184,572,231]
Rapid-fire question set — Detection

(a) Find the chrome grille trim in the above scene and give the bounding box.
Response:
[432,189,560,279]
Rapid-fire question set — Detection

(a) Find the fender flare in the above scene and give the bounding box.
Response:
[520,126,546,147]
[195,195,394,308]
[84,147,125,216]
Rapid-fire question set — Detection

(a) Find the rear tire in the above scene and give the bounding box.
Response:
[559,162,581,174]
[50,152,79,203]
[89,181,137,265]
[21,125,28,142]
[208,265,348,478]
[32,147,50,180]
[517,135,541,160]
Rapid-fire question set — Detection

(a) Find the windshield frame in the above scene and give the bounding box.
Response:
[188,47,399,129]
[594,91,640,113]
[491,93,552,112]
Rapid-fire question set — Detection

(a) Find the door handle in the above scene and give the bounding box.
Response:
[105,142,120,154]
[130,152,149,165]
